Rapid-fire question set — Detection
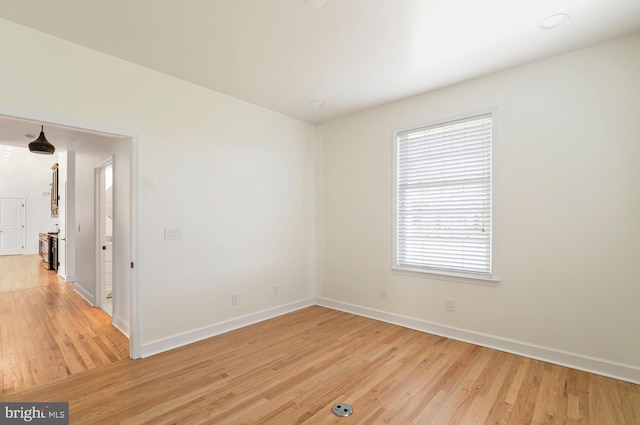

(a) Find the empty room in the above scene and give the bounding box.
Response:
[0,1,639,424]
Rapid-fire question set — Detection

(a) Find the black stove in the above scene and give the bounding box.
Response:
[39,232,59,271]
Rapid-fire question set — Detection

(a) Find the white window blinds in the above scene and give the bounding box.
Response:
[396,113,492,277]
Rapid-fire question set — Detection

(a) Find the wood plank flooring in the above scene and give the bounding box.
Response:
[0,254,56,293]
[0,254,129,394]
[2,306,638,424]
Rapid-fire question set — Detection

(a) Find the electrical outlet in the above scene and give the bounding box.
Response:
[273,285,280,295]
[380,288,387,299]
[232,293,239,305]
[446,298,455,312]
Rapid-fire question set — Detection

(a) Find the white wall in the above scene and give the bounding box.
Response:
[111,141,131,334]
[73,142,115,304]
[0,18,317,350]
[319,33,640,373]
[57,150,76,282]
[0,145,58,253]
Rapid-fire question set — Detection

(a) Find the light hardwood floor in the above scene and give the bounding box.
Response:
[1,305,638,424]
[0,253,57,293]
[0,254,129,394]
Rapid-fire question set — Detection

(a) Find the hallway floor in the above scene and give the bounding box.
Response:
[0,254,129,395]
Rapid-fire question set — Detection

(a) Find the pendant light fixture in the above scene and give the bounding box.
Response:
[28,125,55,155]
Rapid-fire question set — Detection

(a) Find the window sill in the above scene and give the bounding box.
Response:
[392,266,500,286]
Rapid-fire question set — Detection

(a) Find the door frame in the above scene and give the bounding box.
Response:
[0,105,141,359]
[57,182,67,278]
[95,157,113,316]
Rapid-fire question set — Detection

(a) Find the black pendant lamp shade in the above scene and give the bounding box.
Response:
[29,125,55,155]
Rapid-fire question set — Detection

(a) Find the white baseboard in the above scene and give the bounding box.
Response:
[73,282,129,338]
[135,296,639,385]
[73,283,95,306]
[140,298,315,358]
[316,297,640,385]
[112,314,130,338]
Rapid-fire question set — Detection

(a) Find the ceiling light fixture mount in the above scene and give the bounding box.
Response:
[304,0,325,8]
[28,125,56,155]
[540,13,570,30]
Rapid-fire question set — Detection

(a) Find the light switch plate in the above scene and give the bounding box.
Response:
[164,227,182,240]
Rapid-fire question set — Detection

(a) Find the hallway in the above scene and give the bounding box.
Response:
[0,254,129,395]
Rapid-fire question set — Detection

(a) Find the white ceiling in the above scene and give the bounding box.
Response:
[0,0,639,125]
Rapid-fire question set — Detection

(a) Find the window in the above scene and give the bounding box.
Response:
[395,113,493,279]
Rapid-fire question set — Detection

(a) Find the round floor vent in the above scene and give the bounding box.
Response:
[332,402,353,417]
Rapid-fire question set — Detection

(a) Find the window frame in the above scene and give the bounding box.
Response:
[392,109,499,285]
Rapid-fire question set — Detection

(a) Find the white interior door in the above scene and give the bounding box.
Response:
[97,162,113,316]
[57,183,67,278]
[0,197,25,256]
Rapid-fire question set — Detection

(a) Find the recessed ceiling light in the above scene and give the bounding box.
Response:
[540,13,570,30]
[305,0,325,7]
[310,100,325,107]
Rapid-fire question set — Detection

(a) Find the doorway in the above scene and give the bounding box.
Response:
[0,197,25,256]
[96,159,114,316]
[57,182,67,278]
[0,108,140,359]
